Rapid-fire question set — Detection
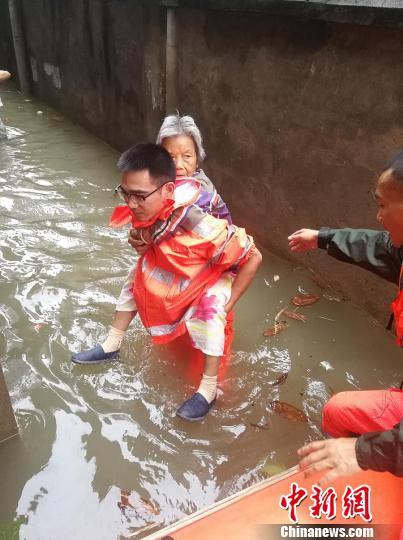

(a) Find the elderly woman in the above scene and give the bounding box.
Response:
[72,115,232,376]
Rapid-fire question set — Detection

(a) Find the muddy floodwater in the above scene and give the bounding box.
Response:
[0,87,401,539]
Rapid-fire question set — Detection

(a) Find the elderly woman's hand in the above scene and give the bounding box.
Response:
[128,228,149,255]
[298,438,362,487]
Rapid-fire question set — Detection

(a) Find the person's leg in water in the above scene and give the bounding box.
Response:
[176,354,220,422]
[322,388,403,437]
[101,309,137,351]
[71,267,137,364]
[176,272,234,421]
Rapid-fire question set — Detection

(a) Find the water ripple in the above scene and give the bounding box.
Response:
[1,87,402,539]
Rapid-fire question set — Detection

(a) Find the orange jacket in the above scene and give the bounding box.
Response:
[131,181,254,344]
[391,267,403,347]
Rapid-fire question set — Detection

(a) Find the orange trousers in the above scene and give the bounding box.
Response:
[322,388,403,437]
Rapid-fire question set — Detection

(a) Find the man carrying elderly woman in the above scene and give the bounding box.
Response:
[72,115,262,421]
[289,151,403,484]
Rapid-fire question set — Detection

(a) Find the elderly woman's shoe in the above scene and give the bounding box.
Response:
[71,345,119,364]
[176,392,215,422]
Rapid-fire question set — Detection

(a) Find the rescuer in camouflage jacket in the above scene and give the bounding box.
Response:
[288,151,403,484]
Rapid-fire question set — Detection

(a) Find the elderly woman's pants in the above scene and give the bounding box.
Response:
[116,265,137,311]
[116,264,234,357]
[322,388,403,437]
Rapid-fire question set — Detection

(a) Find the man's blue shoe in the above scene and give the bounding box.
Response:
[176,392,215,422]
[71,345,119,365]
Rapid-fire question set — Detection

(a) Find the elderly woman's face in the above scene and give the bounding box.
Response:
[162,135,198,177]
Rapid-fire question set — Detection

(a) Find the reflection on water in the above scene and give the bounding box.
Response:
[0,88,401,539]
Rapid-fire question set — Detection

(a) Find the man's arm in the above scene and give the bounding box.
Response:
[224,247,262,312]
[298,420,403,486]
[356,420,403,476]
[289,227,402,284]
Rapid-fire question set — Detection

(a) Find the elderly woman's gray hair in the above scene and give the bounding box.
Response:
[156,114,206,162]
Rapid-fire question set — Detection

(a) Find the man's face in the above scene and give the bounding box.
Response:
[375,170,403,247]
[121,169,174,222]
[162,135,198,177]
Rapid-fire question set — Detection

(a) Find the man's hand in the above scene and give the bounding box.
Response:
[288,229,319,253]
[298,438,362,487]
[128,228,149,255]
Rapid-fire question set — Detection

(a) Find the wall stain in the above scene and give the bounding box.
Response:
[83,0,94,57]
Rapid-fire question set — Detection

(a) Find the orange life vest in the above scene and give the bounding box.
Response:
[125,180,253,344]
[133,211,252,344]
[109,178,244,355]
[390,266,403,347]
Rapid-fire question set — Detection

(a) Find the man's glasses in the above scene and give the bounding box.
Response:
[114,181,170,203]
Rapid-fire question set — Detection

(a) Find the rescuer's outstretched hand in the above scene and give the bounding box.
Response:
[288,228,319,253]
[298,438,362,487]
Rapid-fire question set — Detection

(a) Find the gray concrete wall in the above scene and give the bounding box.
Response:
[174,9,403,320]
[3,0,403,322]
[0,2,16,74]
[173,0,403,28]
[0,362,18,443]
[19,0,166,148]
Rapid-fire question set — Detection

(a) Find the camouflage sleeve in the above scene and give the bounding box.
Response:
[318,228,402,284]
[356,421,403,476]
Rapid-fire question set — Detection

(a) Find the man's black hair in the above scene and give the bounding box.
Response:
[117,143,176,186]
[383,150,403,183]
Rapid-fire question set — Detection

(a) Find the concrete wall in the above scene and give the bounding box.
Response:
[0,362,18,443]
[19,0,166,148]
[173,0,403,28]
[0,2,16,74]
[3,0,403,321]
[174,9,403,320]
